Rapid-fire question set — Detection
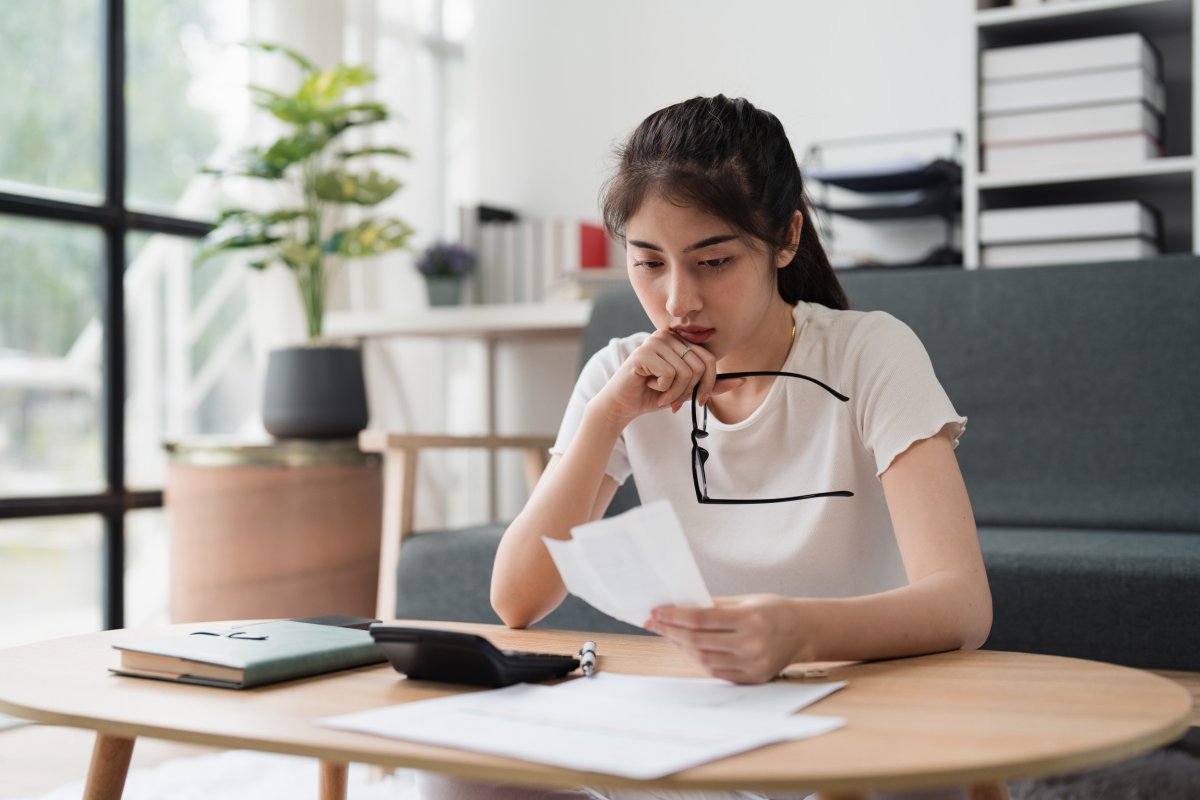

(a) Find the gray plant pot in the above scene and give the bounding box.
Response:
[425,276,463,306]
[262,345,369,439]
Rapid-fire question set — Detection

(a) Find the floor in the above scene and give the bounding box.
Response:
[0,722,220,799]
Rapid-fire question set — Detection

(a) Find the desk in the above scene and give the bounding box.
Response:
[0,621,1190,800]
[325,303,590,520]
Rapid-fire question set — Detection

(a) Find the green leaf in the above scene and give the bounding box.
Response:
[336,146,411,161]
[298,64,376,109]
[243,41,317,74]
[278,241,322,271]
[261,130,329,169]
[216,208,307,226]
[195,230,283,264]
[313,169,402,205]
[331,218,414,257]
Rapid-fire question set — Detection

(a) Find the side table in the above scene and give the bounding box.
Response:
[164,438,382,622]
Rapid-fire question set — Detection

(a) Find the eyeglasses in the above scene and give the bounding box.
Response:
[690,371,856,505]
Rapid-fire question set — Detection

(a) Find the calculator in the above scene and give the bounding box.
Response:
[370,624,581,687]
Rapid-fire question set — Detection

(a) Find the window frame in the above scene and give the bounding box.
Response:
[0,0,209,630]
[0,0,463,633]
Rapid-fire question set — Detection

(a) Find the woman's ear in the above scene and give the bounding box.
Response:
[775,211,803,269]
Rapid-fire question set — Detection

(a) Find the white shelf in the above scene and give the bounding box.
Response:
[978,156,1196,189]
[324,301,591,341]
[977,0,1189,30]
[967,0,1198,265]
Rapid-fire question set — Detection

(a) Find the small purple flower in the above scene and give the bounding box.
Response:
[416,241,475,277]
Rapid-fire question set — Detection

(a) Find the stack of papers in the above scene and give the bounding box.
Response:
[322,673,846,779]
[543,500,712,628]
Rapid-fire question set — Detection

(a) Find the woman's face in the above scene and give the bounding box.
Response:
[624,193,794,367]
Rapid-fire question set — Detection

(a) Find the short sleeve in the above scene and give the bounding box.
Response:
[548,336,640,485]
[846,313,967,477]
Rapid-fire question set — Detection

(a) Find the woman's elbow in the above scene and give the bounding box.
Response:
[491,589,536,630]
[958,585,993,651]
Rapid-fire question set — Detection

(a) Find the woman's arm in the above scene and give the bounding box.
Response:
[648,430,992,683]
[490,410,624,628]
[491,329,730,629]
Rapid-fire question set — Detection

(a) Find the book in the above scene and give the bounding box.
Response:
[982,237,1160,268]
[982,33,1160,82]
[981,67,1165,115]
[981,101,1161,146]
[979,201,1157,245]
[111,617,385,689]
[982,130,1161,175]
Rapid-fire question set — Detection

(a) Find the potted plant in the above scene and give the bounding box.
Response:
[416,241,475,306]
[197,42,413,438]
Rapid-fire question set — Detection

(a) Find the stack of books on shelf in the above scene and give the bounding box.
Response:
[979,200,1160,268]
[460,207,627,304]
[980,33,1165,176]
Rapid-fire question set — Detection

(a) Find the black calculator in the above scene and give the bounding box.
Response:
[370,624,580,688]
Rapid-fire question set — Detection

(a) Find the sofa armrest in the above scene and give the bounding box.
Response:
[357,429,555,619]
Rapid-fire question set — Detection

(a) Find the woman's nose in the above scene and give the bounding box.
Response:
[665,266,700,318]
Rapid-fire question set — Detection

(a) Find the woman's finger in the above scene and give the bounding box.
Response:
[685,346,719,406]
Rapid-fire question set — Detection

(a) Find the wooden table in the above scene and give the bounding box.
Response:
[0,621,1190,800]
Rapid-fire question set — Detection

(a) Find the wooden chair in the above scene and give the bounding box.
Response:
[357,430,555,621]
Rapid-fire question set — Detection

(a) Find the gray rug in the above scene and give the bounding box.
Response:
[1010,731,1200,799]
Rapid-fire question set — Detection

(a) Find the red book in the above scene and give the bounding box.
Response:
[579,222,608,269]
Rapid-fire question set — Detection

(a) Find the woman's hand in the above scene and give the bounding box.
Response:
[646,595,813,685]
[590,330,740,427]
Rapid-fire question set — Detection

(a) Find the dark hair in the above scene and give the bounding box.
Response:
[601,95,848,311]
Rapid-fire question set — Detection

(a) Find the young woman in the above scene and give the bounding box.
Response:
[428,95,990,800]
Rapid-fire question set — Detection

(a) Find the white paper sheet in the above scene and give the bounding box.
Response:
[322,682,845,780]
[543,500,712,627]
[551,672,847,715]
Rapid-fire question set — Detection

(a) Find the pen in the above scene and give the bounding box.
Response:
[579,640,597,677]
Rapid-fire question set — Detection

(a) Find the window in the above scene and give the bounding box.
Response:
[0,0,467,645]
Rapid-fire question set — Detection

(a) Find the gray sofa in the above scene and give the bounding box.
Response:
[393,256,1200,671]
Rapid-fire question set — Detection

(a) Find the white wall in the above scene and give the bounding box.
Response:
[469,0,975,262]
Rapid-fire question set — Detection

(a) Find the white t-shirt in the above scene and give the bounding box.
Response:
[550,301,967,600]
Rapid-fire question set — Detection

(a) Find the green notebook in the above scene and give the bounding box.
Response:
[111,619,385,689]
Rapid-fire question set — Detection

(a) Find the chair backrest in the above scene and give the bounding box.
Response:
[840,256,1200,532]
[578,289,653,517]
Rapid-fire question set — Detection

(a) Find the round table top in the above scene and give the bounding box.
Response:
[0,621,1190,794]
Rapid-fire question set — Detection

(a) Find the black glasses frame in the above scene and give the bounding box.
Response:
[690,371,856,505]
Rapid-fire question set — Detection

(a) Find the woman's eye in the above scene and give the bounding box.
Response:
[633,259,663,269]
[700,257,731,268]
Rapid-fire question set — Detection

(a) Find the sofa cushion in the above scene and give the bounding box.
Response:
[979,526,1200,670]
[840,257,1200,532]
[394,524,646,634]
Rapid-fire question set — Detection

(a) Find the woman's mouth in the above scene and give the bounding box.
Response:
[672,326,715,344]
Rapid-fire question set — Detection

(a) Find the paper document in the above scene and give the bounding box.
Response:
[322,681,845,779]
[551,672,846,715]
[543,500,712,627]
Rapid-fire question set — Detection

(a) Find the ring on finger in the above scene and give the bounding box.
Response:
[678,346,692,359]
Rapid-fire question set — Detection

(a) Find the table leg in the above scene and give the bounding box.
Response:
[320,760,348,800]
[82,733,136,800]
[968,782,1010,800]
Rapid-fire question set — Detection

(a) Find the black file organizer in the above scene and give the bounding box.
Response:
[804,130,963,268]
